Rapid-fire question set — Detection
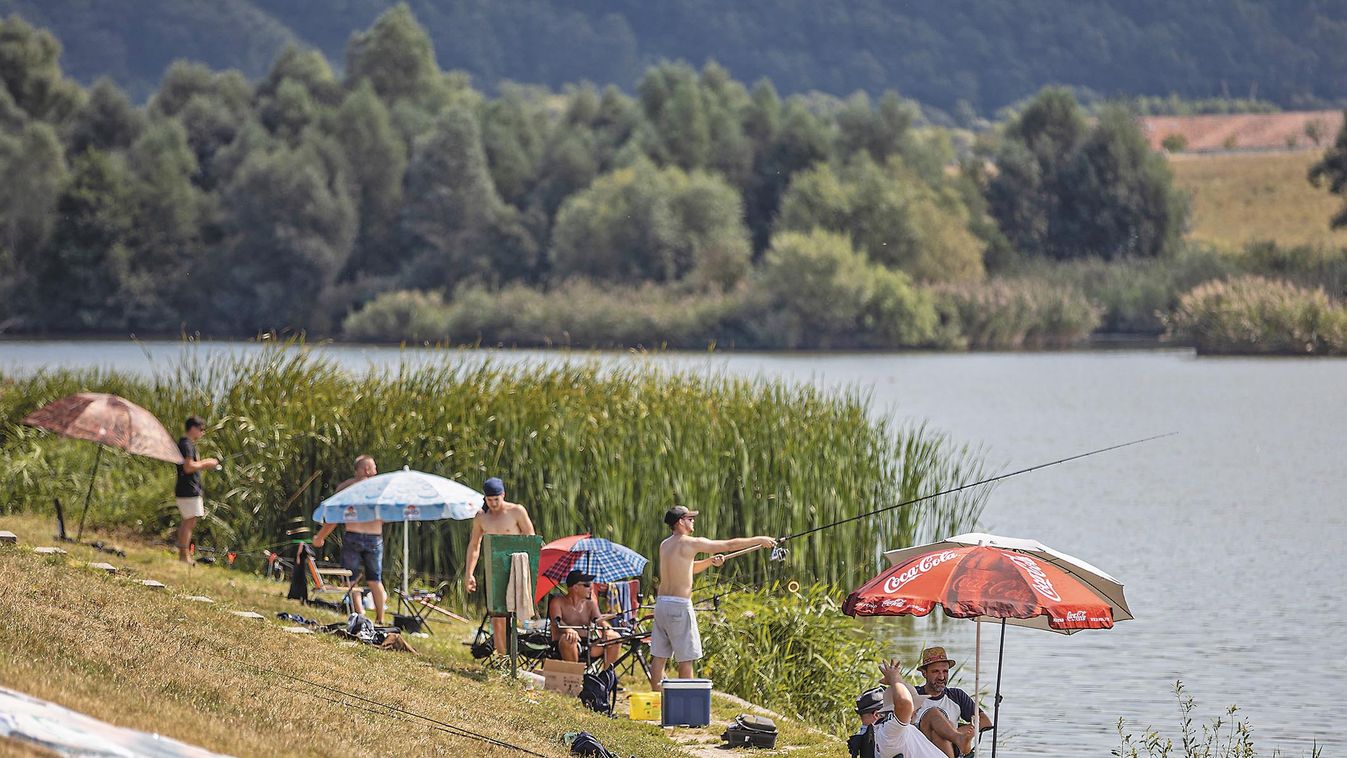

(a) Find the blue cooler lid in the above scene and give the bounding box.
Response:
[661,678,713,690]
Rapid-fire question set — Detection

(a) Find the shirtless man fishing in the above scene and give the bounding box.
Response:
[464,477,535,655]
[650,505,776,691]
[312,455,385,624]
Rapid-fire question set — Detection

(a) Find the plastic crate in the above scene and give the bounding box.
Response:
[629,691,661,721]
[661,678,712,727]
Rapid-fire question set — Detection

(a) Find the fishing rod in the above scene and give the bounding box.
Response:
[692,433,1175,600]
[223,656,550,756]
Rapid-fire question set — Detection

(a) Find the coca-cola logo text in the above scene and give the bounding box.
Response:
[1065,610,1086,622]
[1007,554,1062,601]
[881,550,959,594]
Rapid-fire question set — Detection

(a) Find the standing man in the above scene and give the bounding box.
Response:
[911,646,991,757]
[873,658,951,758]
[547,569,621,668]
[175,416,218,563]
[463,477,535,655]
[649,505,776,691]
[313,455,387,625]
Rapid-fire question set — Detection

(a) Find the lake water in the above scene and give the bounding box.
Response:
[3,341,1344,756]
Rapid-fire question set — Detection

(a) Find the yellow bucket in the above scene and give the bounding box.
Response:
[628,691,661,721]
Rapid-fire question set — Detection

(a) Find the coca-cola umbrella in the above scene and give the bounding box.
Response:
[22,392,185,540]
[843,533,1131,758]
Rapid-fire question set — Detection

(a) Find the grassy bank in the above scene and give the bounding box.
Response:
[0,344,986,604]
[1170,151,1347,252]
[0,514,842,756]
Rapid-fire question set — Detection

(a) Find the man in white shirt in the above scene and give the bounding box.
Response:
[872,658,952,758]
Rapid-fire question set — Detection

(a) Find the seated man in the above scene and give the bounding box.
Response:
[873,658,952,758]
[912,646,993,757]
[848,686,889,758]
[547,569,620,668]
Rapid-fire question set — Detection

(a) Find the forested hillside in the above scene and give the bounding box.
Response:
[2,0,1345,113]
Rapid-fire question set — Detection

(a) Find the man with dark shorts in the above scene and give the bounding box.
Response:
[649,505,776,691]
[313,455,386,624]
[174,416,218,563]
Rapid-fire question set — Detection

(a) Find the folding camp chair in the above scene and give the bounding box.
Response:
[394,585,471,634]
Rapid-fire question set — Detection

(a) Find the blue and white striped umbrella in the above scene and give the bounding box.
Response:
[542,537,648,583]
[313,467,482,523]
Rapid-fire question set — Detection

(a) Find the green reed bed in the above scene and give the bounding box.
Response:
[0,344,986,598]
[1165,275,1347,355]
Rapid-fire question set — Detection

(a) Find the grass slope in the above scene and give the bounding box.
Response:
[0,514,839,757]
[1171,151,1347,252]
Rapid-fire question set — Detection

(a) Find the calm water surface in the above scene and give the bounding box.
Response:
[3,341,1344,756]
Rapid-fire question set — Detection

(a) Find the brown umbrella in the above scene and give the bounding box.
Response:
[23,392,184,539]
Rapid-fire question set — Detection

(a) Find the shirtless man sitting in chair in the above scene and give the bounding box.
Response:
[548,569,621,668]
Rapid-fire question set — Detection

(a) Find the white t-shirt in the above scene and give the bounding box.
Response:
[872,716,949,758]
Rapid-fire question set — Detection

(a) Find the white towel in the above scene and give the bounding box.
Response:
[505,552,536,621]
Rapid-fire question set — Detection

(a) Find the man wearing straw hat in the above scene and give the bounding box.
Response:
[911,646,991,757]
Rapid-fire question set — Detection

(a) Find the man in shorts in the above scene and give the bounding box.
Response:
[463,477,536,654]
[873,658,951,758]
[313,455,386,624]
[174,416,219,563]
[911,646,991,757]
[649,505,776,691]
[547,569,621,667]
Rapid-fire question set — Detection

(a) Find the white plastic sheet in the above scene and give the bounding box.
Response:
[0,686,230,757]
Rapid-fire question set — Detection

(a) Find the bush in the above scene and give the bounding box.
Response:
[932,278,1102,349]
[341,290,451,342]
[701,583,886,735]
[1114,680,1322,758]
[1164,275,1347,355]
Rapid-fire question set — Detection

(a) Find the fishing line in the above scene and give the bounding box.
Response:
[222,656,549,756]
[780,432,1176,543]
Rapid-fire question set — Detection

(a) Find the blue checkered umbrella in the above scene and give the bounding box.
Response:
[541,536,648,583]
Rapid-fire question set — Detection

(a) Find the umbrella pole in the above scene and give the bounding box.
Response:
[975,621,982,751]
[403,521,410,602]
[991,618,1006,758]
[75,445,104,541]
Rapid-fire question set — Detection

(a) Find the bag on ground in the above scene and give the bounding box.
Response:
[567,731,617,757]
[721,713,778,749]
[578,668,617,715]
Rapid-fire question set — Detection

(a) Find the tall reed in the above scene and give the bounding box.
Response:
[0,344,987,600]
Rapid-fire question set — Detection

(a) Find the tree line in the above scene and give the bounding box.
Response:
[0,8,1195,346]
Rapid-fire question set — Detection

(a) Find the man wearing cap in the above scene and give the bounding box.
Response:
[547,569,621,667]
[911,646,990,757]
[848,686,889,758]
[464,476,536,655]
[873,658,955,758]
[649,505,776,691]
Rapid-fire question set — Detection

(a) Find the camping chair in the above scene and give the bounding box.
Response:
[393,584,471,635]
[590,579,650,681]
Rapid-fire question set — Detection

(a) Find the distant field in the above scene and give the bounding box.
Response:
[1170,151,1347,251]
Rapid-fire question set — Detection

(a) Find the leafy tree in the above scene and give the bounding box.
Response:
[1308,111,1347,229]
[212,134,357,332]
[67,78,145,155]
[328,81,407,279]
[550,159,750,288]
[835,91,918,164]
[0,14,82,124]
[345,3,453,112]
[777,157,985,282]
[149,62,254,191]
[743,95,832,252]
[987,88,1186,260]
[0,121,65,288]
[480,85,545,209]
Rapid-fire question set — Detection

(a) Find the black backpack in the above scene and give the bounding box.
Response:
[567,731,617,757]
[722,713,778,749]
[578,668,618,715]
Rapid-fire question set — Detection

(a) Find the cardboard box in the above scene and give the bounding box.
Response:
[542,660,586,696]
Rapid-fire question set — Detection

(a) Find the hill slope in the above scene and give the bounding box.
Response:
[3,0,1346,111]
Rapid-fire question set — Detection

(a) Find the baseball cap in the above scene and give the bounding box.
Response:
[483,477,505,496]
[566,569,596,585]
[663,505,699,527]
[855,686,887,714]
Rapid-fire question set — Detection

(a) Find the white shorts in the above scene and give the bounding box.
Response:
[176,496,204,519]
[650,596,702,662]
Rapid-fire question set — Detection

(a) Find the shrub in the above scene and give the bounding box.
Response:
[701,583,886,735]
[1164,275,1347,355]
[932,278,1102,349]
[341,290,452,342]
[1161,133,1188,153]
[1114,680,1322,758]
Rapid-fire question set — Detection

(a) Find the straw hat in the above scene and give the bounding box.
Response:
[918,646,955,670]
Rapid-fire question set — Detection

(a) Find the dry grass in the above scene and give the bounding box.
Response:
[0,514,839,757]
[1170,151,1347,251]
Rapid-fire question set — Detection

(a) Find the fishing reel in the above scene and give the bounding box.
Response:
[769,542,789,562]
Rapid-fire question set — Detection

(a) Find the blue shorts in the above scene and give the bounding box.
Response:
[340,532,383,583]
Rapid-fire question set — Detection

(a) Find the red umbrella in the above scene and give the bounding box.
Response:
[534,533,589,603]
[23,392,185,540]
[844,535,1129,758]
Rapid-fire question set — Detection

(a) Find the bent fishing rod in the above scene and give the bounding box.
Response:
[703,432,1177,574]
